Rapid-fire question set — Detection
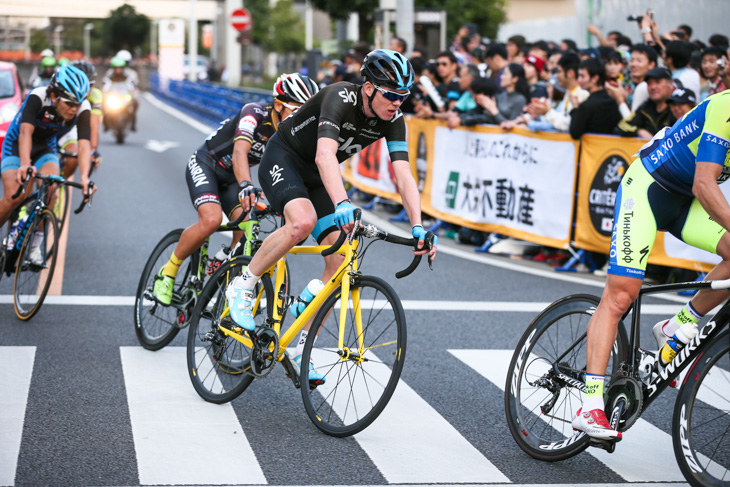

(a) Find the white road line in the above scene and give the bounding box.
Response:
[143,92,215,134]
[120,347,266,485]
[0,346,36,487]
[309,348,510,483]
[450,349,687,483]
[0,294,681,314]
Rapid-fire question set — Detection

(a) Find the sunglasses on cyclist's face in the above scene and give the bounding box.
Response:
[373,84,410,103]
[57,97,81,108]
[279,101,301,111]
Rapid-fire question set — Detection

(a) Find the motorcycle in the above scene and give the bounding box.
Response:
[103,82,133,144]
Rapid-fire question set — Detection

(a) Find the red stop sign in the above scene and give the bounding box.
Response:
[230,8,252,32]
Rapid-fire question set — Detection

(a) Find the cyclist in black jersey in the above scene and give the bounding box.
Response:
[224,49,438,384]
[153,73,319,305]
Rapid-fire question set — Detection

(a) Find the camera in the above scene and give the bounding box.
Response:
[627,9,652,22]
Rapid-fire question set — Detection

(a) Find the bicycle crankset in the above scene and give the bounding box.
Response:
[604,376,643,432]
[248,327,279,378]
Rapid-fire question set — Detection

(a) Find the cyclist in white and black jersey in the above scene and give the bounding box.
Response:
[0,65,93,236]
[152,73,319,306]
[224,49,438,385]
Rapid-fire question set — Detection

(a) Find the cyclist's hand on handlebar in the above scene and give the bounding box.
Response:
[334,199,357,234]
[238,181,261,212]
[81,176,96,197]
[412,224,438,261]
[16,165,35,187]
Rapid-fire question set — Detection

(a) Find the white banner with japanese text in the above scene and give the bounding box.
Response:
[424,125,579,249]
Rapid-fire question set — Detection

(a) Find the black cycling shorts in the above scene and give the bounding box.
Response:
[185,146,240,218]
[259,132,338,244]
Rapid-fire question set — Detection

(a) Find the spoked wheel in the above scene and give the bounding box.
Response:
[504,294,628,461]
[186,256,275,404]
[300,275,406,437]
[672,330,730,487]
[13,209,58,320]
[134,229,197,350]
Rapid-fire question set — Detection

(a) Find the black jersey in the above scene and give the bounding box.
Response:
[277,81,408,165]
[203,101,276,170]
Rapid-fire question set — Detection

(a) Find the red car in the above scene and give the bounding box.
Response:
[0,61,25,150]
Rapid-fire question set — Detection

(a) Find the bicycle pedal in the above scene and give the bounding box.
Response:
[589,437,618,453]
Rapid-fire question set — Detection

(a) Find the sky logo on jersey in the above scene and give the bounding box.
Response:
[270,164,284,186]
[339,88,357,105]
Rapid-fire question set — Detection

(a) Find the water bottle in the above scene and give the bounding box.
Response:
[6,207,28,251]
[291,279,325,318]
[206,245,230,275]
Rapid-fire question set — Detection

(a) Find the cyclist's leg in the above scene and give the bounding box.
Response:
[577,161,659,440]
[35,151,60,208]
[309,185,343,284]
[58,128,78,179]
[219,180,244,251]
[0,157,25,226]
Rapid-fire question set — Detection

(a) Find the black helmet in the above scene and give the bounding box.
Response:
[71,60,97,86]
[360,49,414,91]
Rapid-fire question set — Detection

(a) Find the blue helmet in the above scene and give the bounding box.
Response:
[360,49,414,91]
[50,64,90,104]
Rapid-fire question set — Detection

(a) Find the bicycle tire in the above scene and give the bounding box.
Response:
[13,208,58,320]
[186,256,274,404]
[52,184,69,237]
[672,329,730,487]
[134,229,196,350]
[504,294,628,461]
[300,275,407,437]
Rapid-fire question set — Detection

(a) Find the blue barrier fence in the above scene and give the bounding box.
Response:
[149,72,273,127]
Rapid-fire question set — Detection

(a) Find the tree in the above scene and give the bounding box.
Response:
[263,0,305,53]
[308,0,379,42]
[416,0,506,40]
[101,3,150,57]
[30,29,50,54]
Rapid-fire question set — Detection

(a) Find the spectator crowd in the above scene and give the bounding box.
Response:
[313,13,730,276]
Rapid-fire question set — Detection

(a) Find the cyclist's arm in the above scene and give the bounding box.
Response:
[18,123,34,171]
[315,137,349,206]
[693,162,730,231]
[76,108,93,194]
[231,139,254,184]
[391,159,436,258]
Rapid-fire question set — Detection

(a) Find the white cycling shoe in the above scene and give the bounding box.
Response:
[572,408,622,441]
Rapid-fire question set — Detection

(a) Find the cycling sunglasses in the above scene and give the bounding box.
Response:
[373,84,410,103]
[58,97,81,108]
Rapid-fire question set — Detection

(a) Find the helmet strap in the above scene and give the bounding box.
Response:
[364,83,386,121]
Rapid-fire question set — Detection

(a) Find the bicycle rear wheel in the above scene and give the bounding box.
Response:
[52,184,69,236]
[504,294,628,461]
[672,329,730,487]
[13,208,58,320]
[300,275,406,437]
[186,257,274,404]
[134,229,196,350]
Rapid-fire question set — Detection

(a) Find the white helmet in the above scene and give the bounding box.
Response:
[40,48,54,58]
[116,49,133,62]
[272,73,319,105]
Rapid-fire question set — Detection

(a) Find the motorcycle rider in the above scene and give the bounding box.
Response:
[102,57,138,132]
[29,56,57,88]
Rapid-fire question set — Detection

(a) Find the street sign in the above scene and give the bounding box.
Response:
[230,8,252,32]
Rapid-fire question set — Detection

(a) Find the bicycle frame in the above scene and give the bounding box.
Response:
[218,239,362,359]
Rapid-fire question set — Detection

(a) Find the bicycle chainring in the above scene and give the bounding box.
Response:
[605,376,643,432]
[248,327,279,378]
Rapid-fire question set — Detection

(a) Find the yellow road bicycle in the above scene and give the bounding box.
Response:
[186,210,435,436]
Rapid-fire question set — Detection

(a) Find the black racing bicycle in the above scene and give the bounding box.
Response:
[505,279,730,487]
[1,167,92,320]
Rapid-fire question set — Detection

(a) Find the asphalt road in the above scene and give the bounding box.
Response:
[0,93,706,487]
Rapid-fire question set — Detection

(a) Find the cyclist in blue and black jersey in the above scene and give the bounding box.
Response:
[0,65,93,231]
[224,49,438,385]
[152,73,319,306]
[573,90,730,442]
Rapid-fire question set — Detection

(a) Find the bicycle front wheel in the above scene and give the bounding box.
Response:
[186,257,274,404]
[52,184,70,236]
[504,294,628,461]
[14,208,58,320]
[134,229,193,350]
[672,330,730,487]
[301,275,406,437]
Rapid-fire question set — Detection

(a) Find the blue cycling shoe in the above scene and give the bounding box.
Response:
[293,354,326,387]
[224,277,255,331]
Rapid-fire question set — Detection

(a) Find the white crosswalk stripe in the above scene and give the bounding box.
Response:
[120,347,266,485]
[0,346,36,487]
[449,349,686,482]
[2,344,726,485]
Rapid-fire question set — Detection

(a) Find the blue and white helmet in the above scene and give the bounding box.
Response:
[360,49,414,91]
[50,64,90,104]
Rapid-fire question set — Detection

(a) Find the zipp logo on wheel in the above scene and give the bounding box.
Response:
[270,164,284,186]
